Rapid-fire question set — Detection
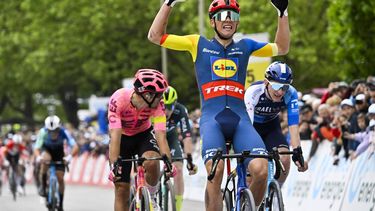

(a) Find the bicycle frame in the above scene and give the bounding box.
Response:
[125,155,172,211]
[210,147,285,211]
[47,164,59,207]
[234,161,249,210]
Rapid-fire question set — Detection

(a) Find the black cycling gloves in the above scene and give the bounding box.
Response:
[164,0,185,7]
[271,0,289,17]
[292,146,305,167]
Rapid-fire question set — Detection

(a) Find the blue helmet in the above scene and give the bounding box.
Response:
[265,61,293,84]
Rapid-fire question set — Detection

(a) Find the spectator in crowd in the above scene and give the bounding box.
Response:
[367,81,375,104]
[299,104,317,140]
[332,99,355,165]
[344,104,375,160]
[307,104,340,162]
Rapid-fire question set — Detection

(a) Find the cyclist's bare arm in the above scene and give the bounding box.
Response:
[289,125,301,149]
[109,128,122,163]
[148,4,173,45]
[289,125,308,171]
[70,144,79,157]
[182,137,194,156]
[274,16,290,55]
[155,130,172,160]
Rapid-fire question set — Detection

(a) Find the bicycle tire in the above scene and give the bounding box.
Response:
[9,167,17,201]
[49,180,58,211]
[129,185,136,210]
[267,181,284,211]
[222,189,233,211]
[239,189,256,211]
[140,186,151,211]
[162,180,176,211]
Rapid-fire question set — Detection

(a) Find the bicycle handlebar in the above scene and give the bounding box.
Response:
[43,160,70,172]
[207,147,290,181]
[120,154,173,174]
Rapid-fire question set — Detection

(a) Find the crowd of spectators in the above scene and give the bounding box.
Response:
[281,75,375,165]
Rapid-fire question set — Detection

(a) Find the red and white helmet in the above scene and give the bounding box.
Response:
[209,0,240,18]
[133,69,168,94]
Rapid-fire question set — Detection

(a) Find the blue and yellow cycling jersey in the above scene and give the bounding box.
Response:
[161,34,278,163]
[161,34,277,121]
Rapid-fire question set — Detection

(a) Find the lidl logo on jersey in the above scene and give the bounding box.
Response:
[201,80,244,100]
[211,57,239,80]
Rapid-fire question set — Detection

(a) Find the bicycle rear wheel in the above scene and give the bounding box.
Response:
[129,185,136,210]
[267,181,284,211]
[239,189,256,211]
[162,180,176,211]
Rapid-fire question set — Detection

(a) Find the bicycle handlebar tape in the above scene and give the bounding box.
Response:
[207,149,223,181]
[186,153,194,171]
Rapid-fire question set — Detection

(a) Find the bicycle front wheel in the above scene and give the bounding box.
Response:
[140,186,151,211]
[268,181,284,211]
[129,185,136,210]
[222,189,233,211]
[9,168,17,201]
[162,180,176,211]
[49,180,59,211]
[239,189,256,211]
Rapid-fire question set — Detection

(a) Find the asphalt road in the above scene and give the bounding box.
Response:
[0,184,205,211]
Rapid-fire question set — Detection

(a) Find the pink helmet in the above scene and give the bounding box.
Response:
[133,69,168,94]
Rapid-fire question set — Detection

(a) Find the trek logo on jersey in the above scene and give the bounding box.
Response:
[201,80,244,100]
[210,57,239,80]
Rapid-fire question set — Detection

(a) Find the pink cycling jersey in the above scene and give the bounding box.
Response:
[107,88,166,136]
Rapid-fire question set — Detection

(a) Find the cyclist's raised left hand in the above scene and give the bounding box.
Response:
[164,0,185,7]
[271,0,288,17]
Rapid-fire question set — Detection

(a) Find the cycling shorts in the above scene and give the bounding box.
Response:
[253,117,289,151]
[201,107,267,167]
[118,127,160,183]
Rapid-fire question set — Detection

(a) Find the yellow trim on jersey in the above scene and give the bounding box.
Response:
[251,43,278,57]
[152,115,166,124]
[161,34,200,62]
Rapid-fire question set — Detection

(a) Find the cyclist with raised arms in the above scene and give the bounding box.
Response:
[34,115,79,211]
[107,69,173,211]
[148,0,290,209]
[244,62,308,188]
[163,86,197,211]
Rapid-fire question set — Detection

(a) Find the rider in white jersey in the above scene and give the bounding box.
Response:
[244,62,308,187]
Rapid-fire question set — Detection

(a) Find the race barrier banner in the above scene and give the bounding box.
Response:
[21,140,374,210]
[283,140,375,210]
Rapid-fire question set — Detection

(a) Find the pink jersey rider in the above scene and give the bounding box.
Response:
[108,88,167,136]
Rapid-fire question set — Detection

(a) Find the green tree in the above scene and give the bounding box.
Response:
[327,0,375,80]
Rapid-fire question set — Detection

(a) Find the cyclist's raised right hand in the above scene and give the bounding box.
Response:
[164,0,185,7]
[108,159,122,183]
[271,0,288,17]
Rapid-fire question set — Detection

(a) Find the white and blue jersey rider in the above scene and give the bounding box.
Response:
[244,61,308,186]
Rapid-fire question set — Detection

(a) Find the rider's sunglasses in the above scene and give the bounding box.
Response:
[213,10,240,22]
[268,80,289,92]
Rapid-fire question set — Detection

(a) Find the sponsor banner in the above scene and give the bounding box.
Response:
[283,140,375,211]
[341,149,375,210]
